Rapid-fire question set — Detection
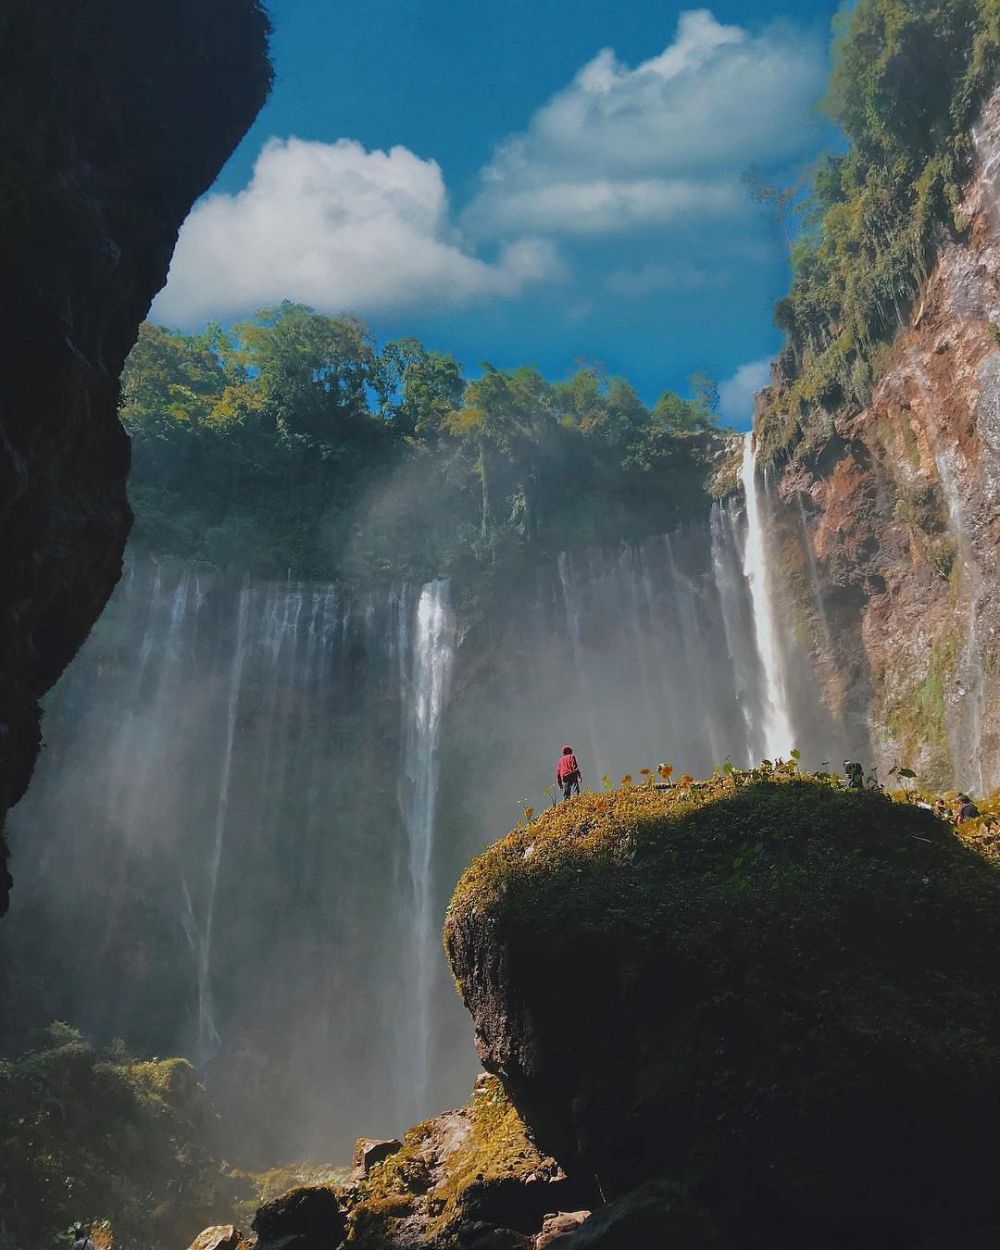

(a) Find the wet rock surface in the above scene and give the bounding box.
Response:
[533,1211,590,1248]
[543,1191,725,1250]
[761,86,1000,791]
[252,1185,346,1250]
[186,1227,245,1250]
[0,0,270,913]
[354,1137,405,1176]
[445,777,1000,1248]
[337,1078,589,1249]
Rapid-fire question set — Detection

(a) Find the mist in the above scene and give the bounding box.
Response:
[2,437,853,1165]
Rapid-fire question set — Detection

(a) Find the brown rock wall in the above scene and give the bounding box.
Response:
[767,87,1000,790]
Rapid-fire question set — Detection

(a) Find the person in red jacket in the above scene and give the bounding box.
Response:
[556,745,582,800]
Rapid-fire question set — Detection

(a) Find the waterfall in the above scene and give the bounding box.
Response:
[557,551,604,778]
[398,580,456,1121]
[739,434,796,759]
[193,578,251,1064]
[6,524,805,1162]
[709,499,761,764]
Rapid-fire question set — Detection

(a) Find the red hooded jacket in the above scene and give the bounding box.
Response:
[557,748,580,782]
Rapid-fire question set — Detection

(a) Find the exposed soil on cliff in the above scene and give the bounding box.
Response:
[763,88,1000,791]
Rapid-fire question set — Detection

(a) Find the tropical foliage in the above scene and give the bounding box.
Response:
[0,1025,242,1250]
[757,0,1000,460]
[122,305,721,582]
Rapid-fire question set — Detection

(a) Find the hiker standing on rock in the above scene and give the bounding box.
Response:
[956,793,980,823]
[557,746,582,801]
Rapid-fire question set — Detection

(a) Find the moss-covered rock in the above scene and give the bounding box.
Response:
[0,1025,248,1249]
[445,774,1000,1248]
[339,1076,587,1248]
[251,1184,345,1250]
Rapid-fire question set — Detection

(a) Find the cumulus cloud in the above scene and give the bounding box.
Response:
[153,137,561,326]
[719,357,773,424]
[153,9,826,331]
[466,8,826,238]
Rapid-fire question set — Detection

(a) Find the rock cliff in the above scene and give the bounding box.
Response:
[445,775,1000,1248]
[761,87,1000,791]
[0,0,271,912]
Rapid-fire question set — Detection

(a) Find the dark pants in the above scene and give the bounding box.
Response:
[561,772,580,800]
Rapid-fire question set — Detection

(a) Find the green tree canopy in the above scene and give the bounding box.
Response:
[122,304,722,583]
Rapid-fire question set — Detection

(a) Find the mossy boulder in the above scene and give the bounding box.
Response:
[445,776,1000,1248]
[340,1076,587,1248]
[251,1184,345,1249]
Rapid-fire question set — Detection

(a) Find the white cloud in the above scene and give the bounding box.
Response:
[606,260,731,296]
[466,8,826,238]
[153,137,561,326]
[476,177,744,237]
[152,9,826,330]
[719,357,773,424]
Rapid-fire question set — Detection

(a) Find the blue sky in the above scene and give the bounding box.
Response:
[153,2,842,425]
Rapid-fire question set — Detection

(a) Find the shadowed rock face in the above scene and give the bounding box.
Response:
[446,780,1000,1249]
[0,0,271,912]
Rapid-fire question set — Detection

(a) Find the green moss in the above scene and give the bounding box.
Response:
[885,635,957,787]
[343,1077,546,1247]
[235,1162,350,1228]
[0,1028,242,1250]
[708,438,745,499]
[449,770,998,937]
[755,1,1000,465]
[446,771,1000,1239]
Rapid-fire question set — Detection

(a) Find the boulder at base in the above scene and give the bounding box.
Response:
[546,1188,726,1249]
[340,1077,588,1248]
[353,1137,404,1176]
[445,776,1000,1248]
[186,1228,244,1250]
[534,1211,590,1248]
[251,1185,345,1250]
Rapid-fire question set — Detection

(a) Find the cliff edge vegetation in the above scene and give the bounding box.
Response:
[446,769,1000,1248]
[122,309,723,585]
[757,0,1000,462]
[0,1025,248,1250]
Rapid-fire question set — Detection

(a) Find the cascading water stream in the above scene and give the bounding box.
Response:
[8,519,812,1158]
[189,578,251,1065]
[663,535,727,766]
[740,434,796,759]
[557,552,604,778]
[398,580,456,1120]
[709,499,760,764]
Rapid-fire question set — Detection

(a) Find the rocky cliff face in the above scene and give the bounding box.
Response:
[0,0,271,912]
[445,775,1000,1249]
[763,87,1000,791]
